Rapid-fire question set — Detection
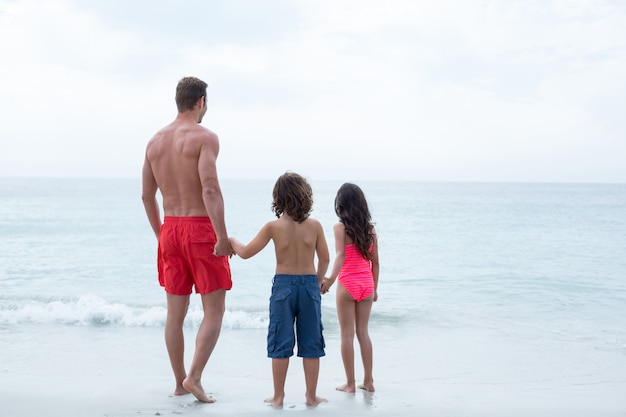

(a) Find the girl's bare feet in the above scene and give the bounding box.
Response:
[336,383,356,393]
[182,377,215,403]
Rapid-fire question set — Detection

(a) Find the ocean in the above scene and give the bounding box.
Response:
[1,178,625,416]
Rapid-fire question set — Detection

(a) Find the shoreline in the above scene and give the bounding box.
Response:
[1,325,625,417]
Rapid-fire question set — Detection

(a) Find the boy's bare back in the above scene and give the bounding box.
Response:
[270,215,325,276]
[230,214,329,277]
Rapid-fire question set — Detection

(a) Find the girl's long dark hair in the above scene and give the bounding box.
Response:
[334,183,374,260]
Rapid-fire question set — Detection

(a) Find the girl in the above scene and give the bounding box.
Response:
[321,183,379,393]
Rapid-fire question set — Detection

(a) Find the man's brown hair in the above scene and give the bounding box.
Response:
[175,76,207,112]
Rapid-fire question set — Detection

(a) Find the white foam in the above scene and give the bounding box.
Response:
[0,294,268,329]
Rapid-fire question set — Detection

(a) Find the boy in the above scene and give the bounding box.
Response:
[229,172,330,407]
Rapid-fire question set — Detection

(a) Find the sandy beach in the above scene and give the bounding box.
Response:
[2,323,624,417]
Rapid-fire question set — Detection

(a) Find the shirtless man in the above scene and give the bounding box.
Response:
[142,76,233,403]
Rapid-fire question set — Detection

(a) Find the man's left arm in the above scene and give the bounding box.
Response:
[198,131,231,256]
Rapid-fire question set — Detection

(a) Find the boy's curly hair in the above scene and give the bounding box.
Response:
[272,172,313,223]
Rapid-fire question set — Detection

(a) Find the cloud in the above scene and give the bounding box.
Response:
[1,0,625,182]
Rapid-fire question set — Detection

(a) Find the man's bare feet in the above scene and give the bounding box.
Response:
[336,383,356,393]
[264,395,284,408]
[358,382,375,392]
[306,396,327,407]
[182,377,215,403]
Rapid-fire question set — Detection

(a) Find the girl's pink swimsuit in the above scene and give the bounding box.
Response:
[338,243,374,302]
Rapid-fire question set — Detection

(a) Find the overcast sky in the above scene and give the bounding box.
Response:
[1,0,625,183]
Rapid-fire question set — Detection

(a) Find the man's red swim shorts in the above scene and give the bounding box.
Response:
[157,216,232,295]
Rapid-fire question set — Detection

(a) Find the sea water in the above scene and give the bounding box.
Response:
[1,178,625,413]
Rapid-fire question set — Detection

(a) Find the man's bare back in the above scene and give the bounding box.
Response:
[142,96,231,256]
[146,119,217,217]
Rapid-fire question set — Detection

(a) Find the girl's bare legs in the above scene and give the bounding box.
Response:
[265,358,289,408]
[303,358,326,406]
[335,283,357,392]
[165,293,190,396]
[355,297,375,392]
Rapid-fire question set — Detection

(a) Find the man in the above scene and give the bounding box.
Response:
[142,76,233,403]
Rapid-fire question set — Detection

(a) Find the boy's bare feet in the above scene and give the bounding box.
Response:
[306,396,327,407]
[182,377,215,403]
[264,395,284,408]
[336,383,356,393]
[358,382,375,392]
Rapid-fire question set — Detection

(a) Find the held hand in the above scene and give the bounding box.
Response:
[214,238,234,257]
[320,278,332,294]
[228,237,240,258]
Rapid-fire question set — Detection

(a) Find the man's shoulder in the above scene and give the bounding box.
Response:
[146,121,176,145]
[183,124,218,147]
[162,118,218,138]
[185,121,215,134]
[145,128,167,153]
[145,122,217,153]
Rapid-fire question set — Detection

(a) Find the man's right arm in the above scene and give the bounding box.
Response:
[141,154,161,238]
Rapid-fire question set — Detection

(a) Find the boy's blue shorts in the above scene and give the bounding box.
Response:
[267,274,325,359]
